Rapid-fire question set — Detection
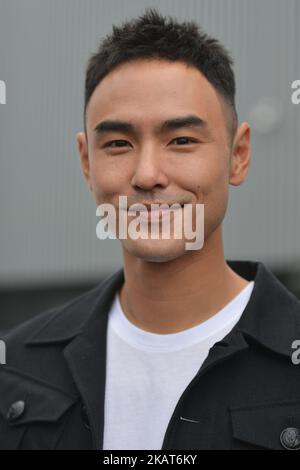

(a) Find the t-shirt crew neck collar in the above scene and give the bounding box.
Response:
[109,281,255,352]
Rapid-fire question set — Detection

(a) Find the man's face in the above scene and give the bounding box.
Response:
[77,59,250,262]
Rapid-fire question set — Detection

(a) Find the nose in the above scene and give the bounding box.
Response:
[130,144,169,190]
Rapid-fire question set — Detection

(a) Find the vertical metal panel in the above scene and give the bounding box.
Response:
[0,0,299,286]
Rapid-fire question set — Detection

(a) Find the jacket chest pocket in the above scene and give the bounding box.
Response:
[0,366,79,449]
[230,400,300,450]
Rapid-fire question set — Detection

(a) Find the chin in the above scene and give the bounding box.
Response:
[121,237,187,263]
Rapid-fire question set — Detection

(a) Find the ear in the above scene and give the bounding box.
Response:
[229,122,251,186]
[76,132,92,191]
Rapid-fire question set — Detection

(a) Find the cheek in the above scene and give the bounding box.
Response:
[183,152,230,230]
[201,165,230,232]
[180,150,229,200]
[89,158,127,203]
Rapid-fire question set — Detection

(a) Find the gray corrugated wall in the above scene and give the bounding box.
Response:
[0,0,299,287]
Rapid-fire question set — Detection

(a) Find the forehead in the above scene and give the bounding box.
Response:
[86,59,225,132]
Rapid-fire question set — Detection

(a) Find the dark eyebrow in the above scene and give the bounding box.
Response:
[93,115,208,137]
[159,115,207,133]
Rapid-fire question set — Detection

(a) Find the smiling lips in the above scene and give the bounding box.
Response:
[127,203,183,221]
[128,202,184,211]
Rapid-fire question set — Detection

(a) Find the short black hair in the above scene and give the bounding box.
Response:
[84,8,238,139]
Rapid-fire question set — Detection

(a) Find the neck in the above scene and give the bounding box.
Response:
[119,226,249,334]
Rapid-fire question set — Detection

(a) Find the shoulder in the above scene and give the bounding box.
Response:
[1,281,104,355]
[0,271,120,385]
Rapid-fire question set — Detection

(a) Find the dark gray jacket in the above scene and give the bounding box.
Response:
[1,260,300,450]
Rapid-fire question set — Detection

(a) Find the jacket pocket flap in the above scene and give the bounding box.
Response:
[230,400,300,450]
[0,366,79,426]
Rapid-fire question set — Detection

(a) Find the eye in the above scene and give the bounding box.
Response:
[170,137,197,145]
[103,140,130,148]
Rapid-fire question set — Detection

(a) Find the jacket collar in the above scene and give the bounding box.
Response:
[25,259,300,358]
[25,269,125,450]
[226,260,300,358]
[25,269,125,345]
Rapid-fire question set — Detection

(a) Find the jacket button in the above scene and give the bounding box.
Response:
[7,401,26,422]
[280,428,300,450]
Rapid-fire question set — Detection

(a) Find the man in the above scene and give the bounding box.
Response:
[1,8,300,451]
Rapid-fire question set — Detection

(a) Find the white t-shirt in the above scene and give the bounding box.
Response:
[102,280,255,450]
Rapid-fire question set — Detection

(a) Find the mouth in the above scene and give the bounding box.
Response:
[127,202,184,213]
[127,203,184,223]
